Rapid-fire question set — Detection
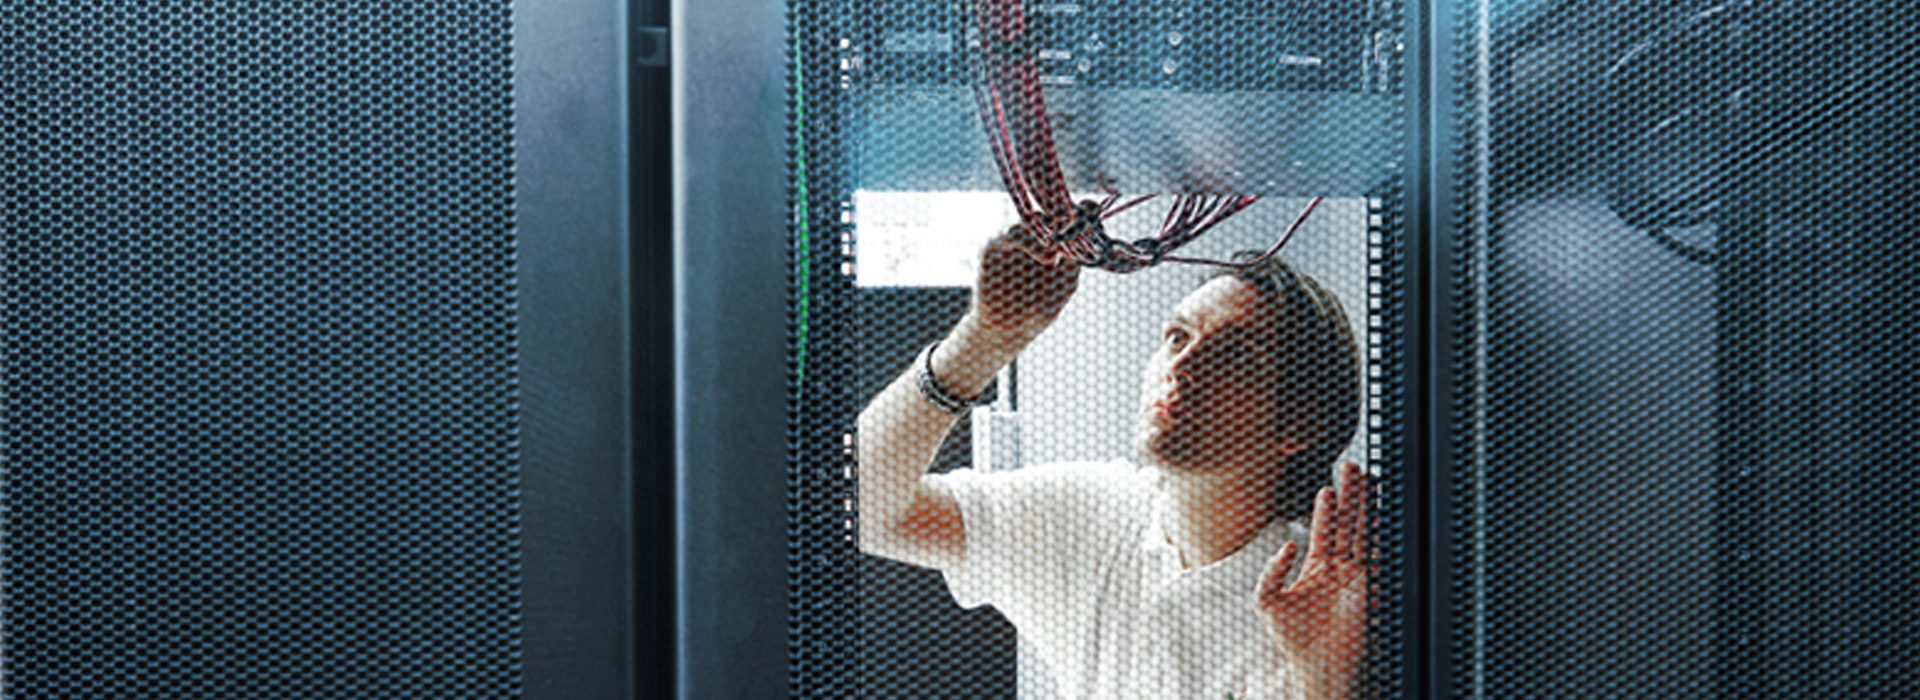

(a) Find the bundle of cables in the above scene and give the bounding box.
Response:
[965,0,1325,273]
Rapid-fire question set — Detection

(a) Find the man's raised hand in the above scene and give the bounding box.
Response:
[969,225,1080,342]
[1254,461,1371,700]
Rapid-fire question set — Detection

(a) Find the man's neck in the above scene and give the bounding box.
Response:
[1152,464,1285,570]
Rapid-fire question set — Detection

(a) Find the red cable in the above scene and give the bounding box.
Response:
[967,0,1314,272]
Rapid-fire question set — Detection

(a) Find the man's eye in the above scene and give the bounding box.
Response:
[1164,328,1190,348]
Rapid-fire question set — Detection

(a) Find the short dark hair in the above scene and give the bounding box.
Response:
[1208,253,1362,521]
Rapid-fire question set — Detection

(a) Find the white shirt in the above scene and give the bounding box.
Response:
[930,459,1311,700]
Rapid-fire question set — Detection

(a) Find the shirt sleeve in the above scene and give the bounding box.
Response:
[925,461,1139,626]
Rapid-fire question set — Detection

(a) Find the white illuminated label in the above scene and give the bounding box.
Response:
[853,190,1021,288]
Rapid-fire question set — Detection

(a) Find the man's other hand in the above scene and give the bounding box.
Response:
[1255,461,1371,700]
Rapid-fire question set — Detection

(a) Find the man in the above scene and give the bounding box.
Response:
[857,225,1370,700]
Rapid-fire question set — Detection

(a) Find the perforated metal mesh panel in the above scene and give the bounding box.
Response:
[2,2,523,696]
[1442,0,1920,696]
[789,1,1413,697]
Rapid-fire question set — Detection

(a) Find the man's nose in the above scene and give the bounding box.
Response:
[1172,341,1236,389]
[1165,347,1200,389]
[1164,365,1192,389]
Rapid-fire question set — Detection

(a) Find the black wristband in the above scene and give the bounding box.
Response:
[916,340,998,416]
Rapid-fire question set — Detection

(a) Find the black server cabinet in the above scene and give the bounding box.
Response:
[10,0,1913,697]
[766,0,1422,697]
[3,1,634,697]
[1434,0,1920,697]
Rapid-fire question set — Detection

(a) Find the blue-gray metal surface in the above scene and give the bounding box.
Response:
[1,1,634,696]
[515,0,638,697]
[673,0,795,696]
[1439,0,1920,696]
[3,1,528,696]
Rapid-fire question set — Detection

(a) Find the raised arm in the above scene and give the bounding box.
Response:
[855,226,1078,571]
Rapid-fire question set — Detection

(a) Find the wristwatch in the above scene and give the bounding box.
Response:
[916,340,997,416]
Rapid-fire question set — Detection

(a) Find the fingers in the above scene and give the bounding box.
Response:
[1257,540,1300,604]
[1334,461,1365,560]
[981,225,1078,288]
[973,224,1081,334]
[1009,225,1053,264]
[982,226,1029,263]
[1352,466,1370,563]
[1328,462,1357,560]
[1306,486,1337,561]
[992,224,1059,267]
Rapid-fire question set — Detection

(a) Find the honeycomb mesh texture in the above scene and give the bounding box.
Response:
[1443,0,1919,696]
[1,2,523,697]
[789,0,1411,697]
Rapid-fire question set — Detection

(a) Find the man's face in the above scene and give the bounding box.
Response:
[1134,276,1293,472]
